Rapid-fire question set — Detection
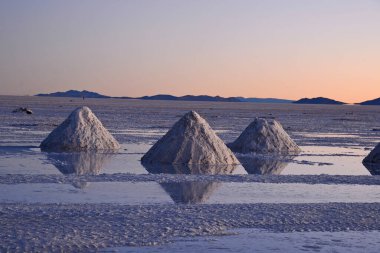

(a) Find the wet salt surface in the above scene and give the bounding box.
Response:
[115,229,380,253]
[0,143,150,175]
[1,96,379,176]
[0,144,374,176]
[2,182,380,204]
[283,146,371,175]
[2,97,380,252]
[0,182,172,204]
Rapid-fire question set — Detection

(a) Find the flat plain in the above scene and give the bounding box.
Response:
[1,96,380,252]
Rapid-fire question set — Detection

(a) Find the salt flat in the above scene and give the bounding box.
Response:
[121,229,380,253]
[2,203,380,252]
[1,96,380,252]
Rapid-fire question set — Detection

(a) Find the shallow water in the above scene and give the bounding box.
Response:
[0,144,372,175]
[0,182,172,204]
[2,182,380,204]
[0,144,149,175]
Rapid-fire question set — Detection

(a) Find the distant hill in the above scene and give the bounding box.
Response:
[35,90,293,103]
[139,94,241,102]
[36,90,110,99]
[139,94,178,101]
[238,97,293,103]
[358,97,380,105]
[293,97,345,105]
[139,95,293,103]
[180,95,240,102]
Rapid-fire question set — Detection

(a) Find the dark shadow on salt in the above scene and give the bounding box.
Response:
[45,152,115,175]
[363,162,380,175]
[160,181,220,204]
[236,153,297,175]
[141,162,237,175]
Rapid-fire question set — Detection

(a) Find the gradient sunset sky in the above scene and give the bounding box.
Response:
[0,0,379,103]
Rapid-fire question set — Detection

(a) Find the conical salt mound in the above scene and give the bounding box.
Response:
[363,143,380,165]
[40,106,120,151]
[141,111,239,165]
[228,118,300,154]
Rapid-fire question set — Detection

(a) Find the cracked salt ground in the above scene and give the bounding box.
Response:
[2,182,380,204]
[112,229,380,253]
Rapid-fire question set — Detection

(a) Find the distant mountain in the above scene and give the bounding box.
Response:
[238,97,293,104]
[293,97,345,105]
[358,97,380,105]
[36,90,110,99]
[138,94,240,102]
[138,94,179,101]
[35,90,293,103]
[136,95,292,103]
[180,95,240,102]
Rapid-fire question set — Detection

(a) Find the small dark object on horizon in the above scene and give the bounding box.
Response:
[372,128,380,132]
[12,107,33,114]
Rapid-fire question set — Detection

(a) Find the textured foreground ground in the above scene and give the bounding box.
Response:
[1,202,380,252]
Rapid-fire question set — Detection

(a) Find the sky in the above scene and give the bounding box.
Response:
[0,0,379,103]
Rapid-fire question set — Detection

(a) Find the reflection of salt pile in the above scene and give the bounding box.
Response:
[141,111,239,166]
[71,181,90,189]
[229,118,300,154]
[40,106,120,152]
[143,163,236,175]
[363,143,380,164]
[47,152,114,175]
[236,153,294,175]
[363,143,380,175]
[160,182,220,204]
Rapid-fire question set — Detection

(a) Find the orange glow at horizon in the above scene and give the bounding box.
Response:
[0,0,379,104]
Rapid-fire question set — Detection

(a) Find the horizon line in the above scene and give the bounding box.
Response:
[1,90,378,104]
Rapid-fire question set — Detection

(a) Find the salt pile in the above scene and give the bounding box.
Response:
[141,111,239,166]
[228,118,300,154]
[40,106,120,151]
[363,143,380,165]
